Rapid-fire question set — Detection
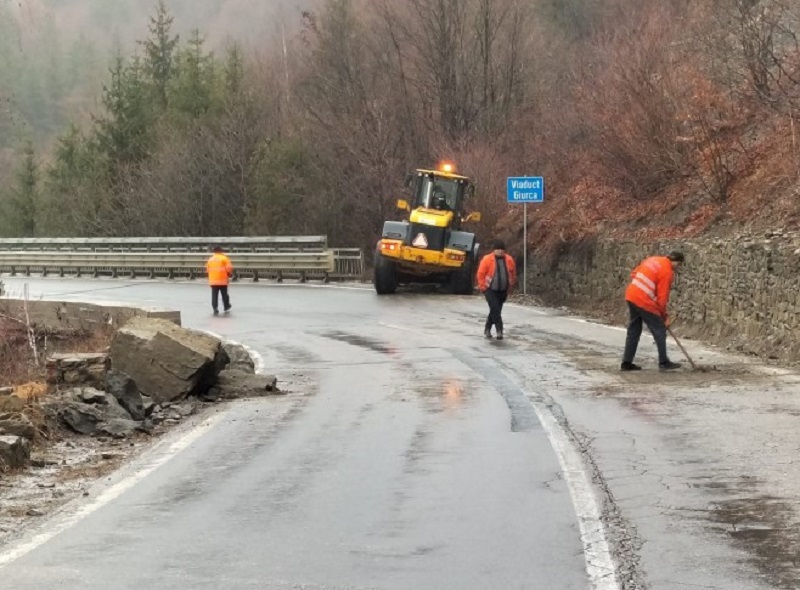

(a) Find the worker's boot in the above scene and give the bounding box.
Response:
[620,361,642,371]
[659,360,682,371]
[484,329,492,339]
[496,330,504,340]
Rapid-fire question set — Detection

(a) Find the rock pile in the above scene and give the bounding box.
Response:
[1,317,279,471]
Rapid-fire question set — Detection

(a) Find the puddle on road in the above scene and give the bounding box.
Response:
[320,331,397,356]
[707,495,800,589]
[276,344,323,367]
[395,378,473,416]
[765,405,800,417]
[688,474,762,495]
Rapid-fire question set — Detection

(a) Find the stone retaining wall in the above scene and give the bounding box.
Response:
[528,231,800,362]
[46,353,110,390]
[0,299,181,332]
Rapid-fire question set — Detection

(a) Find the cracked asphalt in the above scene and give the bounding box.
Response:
[1,278,799,589]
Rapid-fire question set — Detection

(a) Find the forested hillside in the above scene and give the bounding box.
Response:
[1,0,799,252]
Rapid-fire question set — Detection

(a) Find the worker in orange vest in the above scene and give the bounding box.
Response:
[206,245,233,315]
[621,251,685,371]
[476,239,517,340]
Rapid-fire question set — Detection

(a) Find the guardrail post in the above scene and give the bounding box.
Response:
[25,266,31,277]
[253,270,259,283]
[10,265,16,276]
[277,270,283,283]
[300,270,307,284]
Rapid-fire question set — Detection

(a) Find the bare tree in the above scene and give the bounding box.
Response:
[704,0,800,106]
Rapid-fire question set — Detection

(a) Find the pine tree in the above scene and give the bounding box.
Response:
[8,142,38,237]
[171,30,215,119]
[224,43,245,98]
[141,0,179,111]
[95,55,153,170]
[40,126,111,236]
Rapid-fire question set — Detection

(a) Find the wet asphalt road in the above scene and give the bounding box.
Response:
[1,278,800,589]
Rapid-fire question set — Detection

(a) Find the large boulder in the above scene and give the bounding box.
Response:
[105,369,145,421]
[213,369,280,400]
[222,343,256,374]
[0,435,30,469]
[103,394,135,421]
[110,317,229,404]
[45,394,139,437]
[57,402,104,435]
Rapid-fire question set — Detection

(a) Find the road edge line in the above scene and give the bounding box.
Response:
[0,410,229,569]
[526,397,622,590]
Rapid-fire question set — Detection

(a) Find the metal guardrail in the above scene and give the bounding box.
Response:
[0,236,329,253]
[0,238,366,282]
[331,248,366,280]
[0,251,335,282]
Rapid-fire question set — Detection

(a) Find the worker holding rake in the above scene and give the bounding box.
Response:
[620,251,685,371]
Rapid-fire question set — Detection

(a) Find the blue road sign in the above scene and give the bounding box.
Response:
[507,177,544,203]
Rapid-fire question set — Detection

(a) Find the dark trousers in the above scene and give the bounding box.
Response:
[484,289,508,333]
[211,286,231,312]
[623,301,668,364]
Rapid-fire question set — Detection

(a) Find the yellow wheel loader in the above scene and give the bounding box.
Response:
[374,163,482,295]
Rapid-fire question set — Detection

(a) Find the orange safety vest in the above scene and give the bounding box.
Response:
[476,253,517,292]
[206,253,233,286]
[625,256,674,317]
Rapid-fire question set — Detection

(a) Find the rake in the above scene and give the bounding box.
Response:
[666,326,706,372]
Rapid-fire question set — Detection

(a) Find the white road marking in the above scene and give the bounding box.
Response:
[566,317,627,332]
[1,276,372,293]
[205,331,267,375]
[0,410,229,569]
[506,303,547,315]
[527,396,621,590]
[378,322,418,333]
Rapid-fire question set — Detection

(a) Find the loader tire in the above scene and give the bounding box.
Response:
[374,251,398,295]
[450,253,475,295]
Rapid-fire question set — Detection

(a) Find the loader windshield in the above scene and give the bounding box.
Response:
[414,175,464,212]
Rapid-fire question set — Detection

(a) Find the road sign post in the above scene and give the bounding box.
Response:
[506,177,545,296]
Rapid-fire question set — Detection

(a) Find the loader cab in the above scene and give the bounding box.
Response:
[405,169,474,229]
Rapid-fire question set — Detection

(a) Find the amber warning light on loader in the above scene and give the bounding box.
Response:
[439,161,455,173]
